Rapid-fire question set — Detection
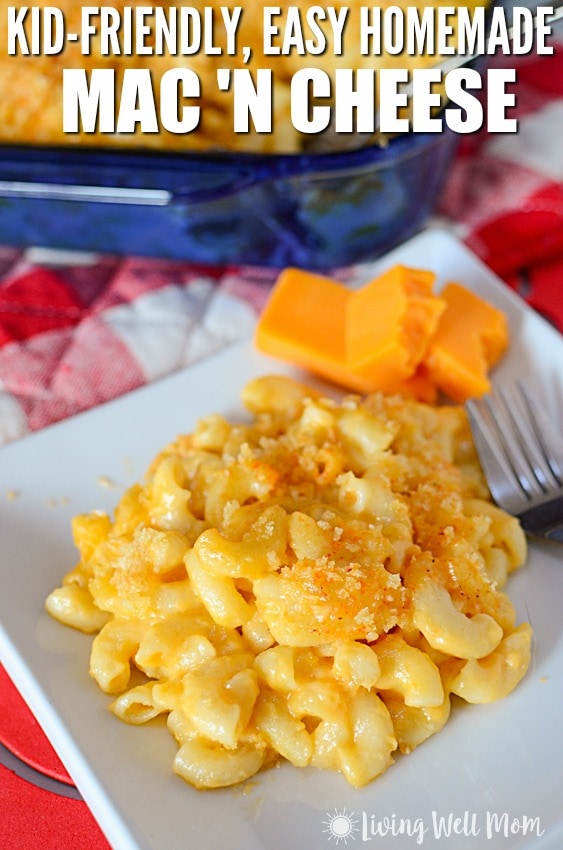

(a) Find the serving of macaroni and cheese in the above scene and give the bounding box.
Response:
[46,375,531,789]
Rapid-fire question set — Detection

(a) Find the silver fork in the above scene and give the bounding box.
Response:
[466,383,563,543]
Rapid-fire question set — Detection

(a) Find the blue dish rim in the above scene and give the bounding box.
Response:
[0,130,456,205]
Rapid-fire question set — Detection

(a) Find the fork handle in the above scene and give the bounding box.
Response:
[520,496,563,543]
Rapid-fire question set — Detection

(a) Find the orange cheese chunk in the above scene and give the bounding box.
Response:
[254,268,347,381]
[424,282,509,403]
[256,265,444,394]
[393,364,439,404]
[347,265,445,393]
[255,266,509,403]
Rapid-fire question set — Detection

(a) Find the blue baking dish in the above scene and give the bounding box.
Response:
[0,130,458,269]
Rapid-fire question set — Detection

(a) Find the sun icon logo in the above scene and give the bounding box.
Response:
[322,808,360,844]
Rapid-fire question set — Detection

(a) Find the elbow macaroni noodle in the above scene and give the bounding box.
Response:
[45,375,532,789]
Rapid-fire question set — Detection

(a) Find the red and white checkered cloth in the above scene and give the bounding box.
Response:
[0,253,277,444]
[436,46,563,330]
[0,46,562,448]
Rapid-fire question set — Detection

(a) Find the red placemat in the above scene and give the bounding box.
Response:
[0,665,72,784]
[0,665,111,849]
[0,760,110,850]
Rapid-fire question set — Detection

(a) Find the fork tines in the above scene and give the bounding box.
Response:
[466,382,563,517]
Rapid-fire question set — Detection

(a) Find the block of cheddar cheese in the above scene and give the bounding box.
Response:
[254,267,348,377]
[346,265,445,392]
[256,265,445,394]
[424,282,509,402]
[255,265,509,403]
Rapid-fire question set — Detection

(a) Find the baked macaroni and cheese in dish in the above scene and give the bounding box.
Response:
[0,0,490,153]
[46,374,532,789]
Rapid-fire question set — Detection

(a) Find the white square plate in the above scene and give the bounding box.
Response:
[1,229,562,850]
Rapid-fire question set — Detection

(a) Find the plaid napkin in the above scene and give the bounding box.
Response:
[437,46,563,331]
[0,46,562,448]
[0,254,275,445]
